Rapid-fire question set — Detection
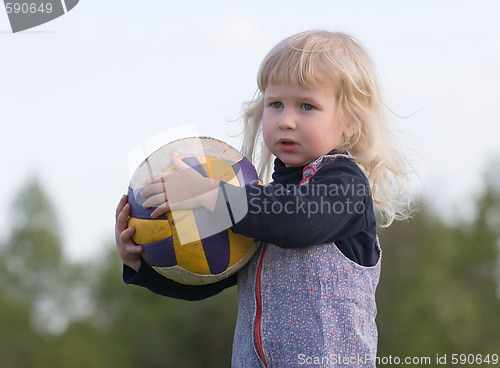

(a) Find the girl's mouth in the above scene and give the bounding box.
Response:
[279,139,297,152]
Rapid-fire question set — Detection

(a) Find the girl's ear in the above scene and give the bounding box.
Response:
[341,120,360,148]
[343,123,358,139]
[336,98,360,148]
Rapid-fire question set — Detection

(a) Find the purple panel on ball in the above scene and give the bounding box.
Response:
[233,157,260,185]
[201,231,230,274]
[141,236,176,267]
[127,187,167,220]
[182,157,208,177]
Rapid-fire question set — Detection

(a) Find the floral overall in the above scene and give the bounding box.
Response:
[231,155,381,368]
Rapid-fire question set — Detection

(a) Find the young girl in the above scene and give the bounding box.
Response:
[115,30,410,367]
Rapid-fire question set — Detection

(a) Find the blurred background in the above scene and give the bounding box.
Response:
[1,0,499,367]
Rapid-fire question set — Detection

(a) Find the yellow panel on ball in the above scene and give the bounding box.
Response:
[129,217,171,244]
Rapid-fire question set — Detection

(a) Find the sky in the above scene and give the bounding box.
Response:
[1,0,499,261]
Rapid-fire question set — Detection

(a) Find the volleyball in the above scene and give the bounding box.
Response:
[127,137,260,285]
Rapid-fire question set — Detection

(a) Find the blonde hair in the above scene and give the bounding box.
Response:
[241,30,411,226]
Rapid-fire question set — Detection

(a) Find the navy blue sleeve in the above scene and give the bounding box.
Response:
[123,260,237,301]
[227,160,374,249]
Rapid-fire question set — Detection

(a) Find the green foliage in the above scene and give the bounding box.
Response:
[376,174,500,364]
[1,169,500,367]
[1,177,62,296]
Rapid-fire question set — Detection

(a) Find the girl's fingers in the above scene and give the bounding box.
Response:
[143,172,170,186]
[118,224,134,241]
[141,153,187,188]
[142,192,168,209]
[115,195,128,221]
[126,242,143,254]
[151,203,169,219]
[115,203,131,233]
[139,153,202,216]
[123,223,135,234]
[115,211,135,238]
[119,226,142,253]
[171,152,189,171]
[140,181,167,198]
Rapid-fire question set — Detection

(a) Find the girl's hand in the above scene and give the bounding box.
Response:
[140,153,220,218]
[115,194,143,271]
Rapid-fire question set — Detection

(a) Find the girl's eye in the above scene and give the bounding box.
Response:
[302,103,314,111]
[271,102,283,108]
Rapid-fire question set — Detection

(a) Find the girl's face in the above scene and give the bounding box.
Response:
[262,82,348,167]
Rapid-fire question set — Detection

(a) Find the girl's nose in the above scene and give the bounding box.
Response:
[278,109,296,130]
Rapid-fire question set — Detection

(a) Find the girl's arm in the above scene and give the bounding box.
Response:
[123,261,237,301]
[227,160,375,248]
